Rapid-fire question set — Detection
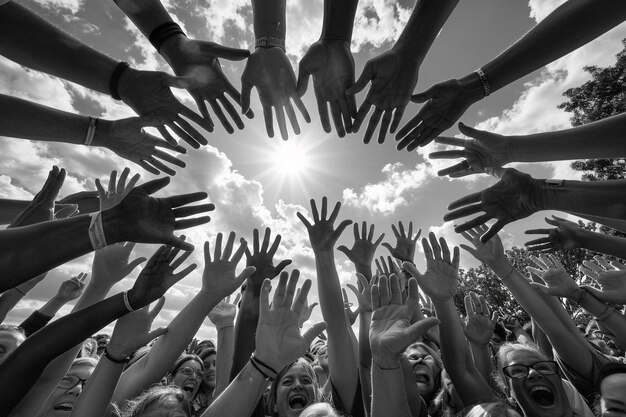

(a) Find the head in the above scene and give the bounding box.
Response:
[0,325,26,363]
[268,358,320,417]
[94,333,110,356]
[496,343,571,417]
[298,403,339,417]
[167,354,204,402]
[404,342,443,403]
[123,385,192,417]
[199,348,217,389]
[596,363,626,417]
[38,357,98,416]
[463,402,522,417]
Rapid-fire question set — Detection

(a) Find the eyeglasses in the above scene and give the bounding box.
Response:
[57,375,89,390]
[502,361,559,379]
[176,367,205,379]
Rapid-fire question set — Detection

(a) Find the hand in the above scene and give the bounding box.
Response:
[54,273,87,302]
[96,168,141,210]
[429,123,512,177]
[208,294,240,328]
[343,287,360,325]
[337,221,384,271]
[163,37,253,133]
[99,116,186,176]
[202,232,256,300]
[402,233,460,303]
[444,168,542,242]
[347,49,420,144]
[245,228,292,290]
[501,315,522,332]
[118,68,212,149]
[525,216,585,252]
[375,256,401,277]
[346,273,377,313]
[241,47,311,140]
[297,197,352,254]
[298,298,318,328]
[92,242,147,289]
[381,221,421,263]
[461,292,498,345]
[527,254,580,299]
[580,257,626,304]
[112,177,215,251]
[254,270,327,371]
[396,77,484,151]
[369,275,440,369]
[9,166,66,227]
[297,40,356,137]
[127,245,197,309]
[459,224,506,265]
[57,190,99,215]
[107,297,167,358]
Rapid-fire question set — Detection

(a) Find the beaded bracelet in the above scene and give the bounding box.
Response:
[149,22,186,52]
[475,68,491,97]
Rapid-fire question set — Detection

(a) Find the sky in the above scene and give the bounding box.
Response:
[2,0,626,340]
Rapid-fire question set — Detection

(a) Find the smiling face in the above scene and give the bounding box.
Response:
[502,349,571,417]
[275,362,318,417]
[40,361,95,416]
[404,344,440,402]
[170,359,203,402]
[600,373,626,417]
[202,353,216,389]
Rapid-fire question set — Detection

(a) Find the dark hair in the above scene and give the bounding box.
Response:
[122,385,192,417]
[596,362,626,393]
[167,353,204,382]
[266,358,321,416]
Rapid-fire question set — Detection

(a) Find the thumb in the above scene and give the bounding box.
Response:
[337,245,351,257]
[402,261,421,279]
[236,266,257,285]
[346,63,373,96]
[204,43,250,61]
[346,284,361,299]
[145,327,168,342]
[303,322,328,345]
[381,242,394,253]
[124,257,148,275]
[163,74,195,89]
[457,122,483,139]
[411,85,438,103]
[528,282,550,294]
[275,259,292,275]
[296,65,311,98]
[581,285,605,300]
[240,81,253,114]
[405,317,440,343]
[149,296,166,319]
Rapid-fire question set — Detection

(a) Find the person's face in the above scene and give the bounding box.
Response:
[405,345,439,401]
[95,337,109,356]
[202,353,216,388]
[138,395,188,417]
[503,350,571,417]
[600,373,626,417]
[275,362,317,417]
[170,360,203,402]
[41,363,94,416]
[0,330,25,363]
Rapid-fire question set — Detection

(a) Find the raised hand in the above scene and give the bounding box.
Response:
[346,273,377,313]
[347,49,419,144]
[501,314,522,333]
[580,258,626,304]
[459,224,505,265]
[107,297,167,359]
[396,77,484,151]
[241,48,310,140]
[118,68,212,149]
[99,116,186,176]
[343,288,360,325]
[429,123,512,177]
[9,166,66,227]
[462,292,498,345]
[92,242,147,289]
[402,232,460,303]
[96,168,141,210]
[202,232,255,300]
[375,256,401,277]
[55,273,87,303]
[208,294,239,328]
[381,221,421,263]
[57,190,99,215]
[337,221,384,272]
[526,254,579,298]
[127,245,197,309]
[244,227,292,290]
[112,177,215,251]
[297,197,352,254]
[525,216,585,252]
[297,40,356,137]
[254,270,327,371]
[369,274,440,369]
[162,37,253,133]
[444,168,542,242]
[298,298,318,328]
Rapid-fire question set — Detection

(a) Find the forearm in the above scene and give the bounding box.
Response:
[0,289,24,322]
[394,0,460,62]
[252,0,286,40]
[114,0,173,39]
[481,0,626,93]
[69,357,124,417]
[572,228,626,259]
[569,288,626,350]
[509,113,626,162]
[230,287,261,381]
[37,296,67,318]
[511,327,534,346]
[0,199,31,225]
[320,0,359,41]
[0,2,118,94]
[201,361,268,417]
[530,320,553,359]
[468,342,493,384]
[371,361,412,417]
[358,312,372,369]
[215,323,235,396]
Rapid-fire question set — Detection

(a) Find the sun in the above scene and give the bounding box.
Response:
[271,141,311,177]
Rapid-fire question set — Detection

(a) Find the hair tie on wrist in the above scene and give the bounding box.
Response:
[250,356,273,380]
[84,117,98,146]
[474,68,491,97]
[251,354,277,380]
[104,347,130,364]
[149,22,186,52]
[109,61,130,100]
[255,35,285,51]
[122,290,135,313]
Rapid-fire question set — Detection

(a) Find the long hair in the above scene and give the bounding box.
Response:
[266,358,323,417]
[121,385,192,417]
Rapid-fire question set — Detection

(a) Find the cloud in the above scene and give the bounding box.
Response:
[32,0,84,13]
[352,0,412,52]
[343,161,433,215]
[527,0,566,23]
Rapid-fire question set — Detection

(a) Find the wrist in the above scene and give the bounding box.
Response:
[105,342,133,360]
[457,72,489,103]
[100,207,125,244]
[489,258,513,277]
[214,320,235,330]
[372,355,401,370]
[391,44,424,65]
[90,118,113,148]
[116,67,139,103]
[158,33,189,68]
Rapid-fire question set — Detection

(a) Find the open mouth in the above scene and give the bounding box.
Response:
[413,366,430,384]
[182,382,197,393]
[53,402,74,412]
[288,394,308,410]
[529,385,555,406]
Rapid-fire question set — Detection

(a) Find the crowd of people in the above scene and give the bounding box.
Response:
[1,0,626,416]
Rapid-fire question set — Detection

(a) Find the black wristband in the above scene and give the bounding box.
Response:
[104,347,130,364]
[251,353,278,376]
[149,22,186,52]
[109,61,130,101]
[250,356,273,380]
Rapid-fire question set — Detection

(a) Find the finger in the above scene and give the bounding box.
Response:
[363,108,382,145]
[285,100,301,136]
[389,106,405,134]
[329,101,346,138]
[263,105,274,138]
[453,214,492,234]
[447,192,482,211]
[352,101,371,136]
[318,100,332,133]
[389,275,402,305]
[377,110,392,144]
[259,278,272,315]
[429,233,442,260]
[209,97,235,134]
[405,317,441,344]
[410,85,437,103]
[240,81,253,114]
[292,277,311,314]
[138,177,171,195]
[338,98,353,134]
[378,275,390,306]
[273,271,289,307]
[444,203,484,222]
[464,294,474,315]
[346,64,372,96]
[175,114,209,145]
[149,296,166,319]
[165,192,209,208]
[223,231,236,259]
[296,65,311,97]
[117,168,130,194]
[154,150,186,168]
[293,96,310,123]
[192,95,213,128]
[108,170,118,194]
[481,220,506,243]
[156,126,182,148]
[303,321,327,345]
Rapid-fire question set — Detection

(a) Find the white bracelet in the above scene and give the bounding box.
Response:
[88,212,108,250]
[84,117,98,146]
[122,291,135,312]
